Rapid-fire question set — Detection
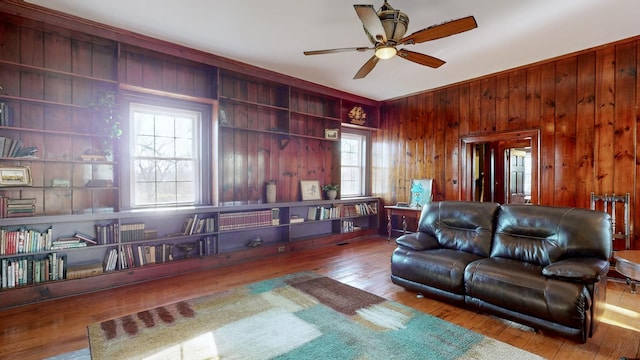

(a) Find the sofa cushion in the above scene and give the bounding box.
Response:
[418,201,500,257]
[492,205,611,266]
[465,257,589,330]
[391,248,483,295]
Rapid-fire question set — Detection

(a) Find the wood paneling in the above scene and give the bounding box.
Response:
[378,38,640,248]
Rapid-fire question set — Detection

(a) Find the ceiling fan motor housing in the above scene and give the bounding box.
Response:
[378,3,409,44]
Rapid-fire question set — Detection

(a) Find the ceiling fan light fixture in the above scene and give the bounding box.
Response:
[375,46,397,59]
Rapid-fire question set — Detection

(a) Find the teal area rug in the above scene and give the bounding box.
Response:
[68,271,542,359]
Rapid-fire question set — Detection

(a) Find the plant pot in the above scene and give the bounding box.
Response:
[326,190,337,200]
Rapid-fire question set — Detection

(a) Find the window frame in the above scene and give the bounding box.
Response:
[119,92,214,210]
[340,128,371,198]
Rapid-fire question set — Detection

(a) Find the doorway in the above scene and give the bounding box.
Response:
[460,130,539,204]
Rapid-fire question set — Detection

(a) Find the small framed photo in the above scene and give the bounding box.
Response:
[0,166,33,187]
[300,180,321,201]
[409,178,433,208]
[324,129,339,140]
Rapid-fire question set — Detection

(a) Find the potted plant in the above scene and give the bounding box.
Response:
[90,90,122,159]
[322,184,340,200]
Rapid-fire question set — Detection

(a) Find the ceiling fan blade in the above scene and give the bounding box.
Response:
[397,49,445,68]
[353,55,380,79]
[303,47,372,56]
[401,16,477,44]
[354,5,387,44]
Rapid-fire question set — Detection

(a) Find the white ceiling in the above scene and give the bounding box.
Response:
[26,0,640,101]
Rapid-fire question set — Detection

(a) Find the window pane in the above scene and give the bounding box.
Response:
[155,136,175,158]
[341,131,367,197]
[135,135,155,157]
[155,160,176,181]
[130,103,202,208]
[176,160,194,181]
[175,138,193,158]
[156,182,177,204]
[135,182,156,205]
[134,159,156,181]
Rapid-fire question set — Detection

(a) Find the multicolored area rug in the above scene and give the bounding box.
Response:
[87,271,543,360]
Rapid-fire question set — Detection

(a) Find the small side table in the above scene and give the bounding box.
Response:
[384,206,422,241]
[614,250,640,294]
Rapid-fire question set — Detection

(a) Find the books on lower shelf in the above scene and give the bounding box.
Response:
[1,253,66,289]
[103,242,186,271]
[66,260,103,280]
[341,220,361,233]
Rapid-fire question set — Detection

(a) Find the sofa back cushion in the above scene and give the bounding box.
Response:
[492,204,612,266]
[418,201,500,257]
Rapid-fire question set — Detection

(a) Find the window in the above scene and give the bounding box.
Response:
[341,130,369,197]
[128,102,203,207]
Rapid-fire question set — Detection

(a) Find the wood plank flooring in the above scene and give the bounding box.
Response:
[0,236,638,359]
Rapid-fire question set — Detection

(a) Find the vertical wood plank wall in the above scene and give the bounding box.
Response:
[374,37,640,249]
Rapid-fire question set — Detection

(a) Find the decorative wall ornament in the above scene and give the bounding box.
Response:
[348,106,367,126]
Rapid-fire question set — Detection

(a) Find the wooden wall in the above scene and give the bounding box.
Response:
[375,37,640,249]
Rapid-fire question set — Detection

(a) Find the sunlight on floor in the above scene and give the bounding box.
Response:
[601,303,640,332]
[143,332,218,360]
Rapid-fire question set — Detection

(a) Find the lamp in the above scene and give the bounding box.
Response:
[375,46,397,59]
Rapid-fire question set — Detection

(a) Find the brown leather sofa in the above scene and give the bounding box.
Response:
[390,201,612,343]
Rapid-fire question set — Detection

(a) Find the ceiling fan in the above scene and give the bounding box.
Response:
[303,1,477,79]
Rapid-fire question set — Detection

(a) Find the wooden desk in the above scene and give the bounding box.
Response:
[614,250,640,294]
[384,206,422,240]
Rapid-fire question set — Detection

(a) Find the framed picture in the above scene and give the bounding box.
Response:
[0,166,33,187]
[300,180,321,201]
[324,129,339,140]
[409,178,433,208]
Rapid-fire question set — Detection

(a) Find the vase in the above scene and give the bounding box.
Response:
[266,181,277,203]
[326,190,337,200]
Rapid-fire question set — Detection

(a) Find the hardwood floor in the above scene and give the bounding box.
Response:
[1,236,638,360]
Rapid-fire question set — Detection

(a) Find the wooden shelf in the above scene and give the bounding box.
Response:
[0,125,99,138]
[0,59,117,84]
[0,198,379,309]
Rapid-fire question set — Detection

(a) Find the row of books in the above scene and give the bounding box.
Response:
[0,136,38,158]
[180,215,216,235]
[307,205,341,221]
[96,223,120,244]
[1,227,53,255]
[0,198,36,218]
[218,209,278,231]
[0,227,101,255]
[341,220,361,233]
[120,223,145,242]
[1,253,66,289]
[0,102,9,126]
[342,202,378,217]
[66,261,103,280]
[102,236,217,271]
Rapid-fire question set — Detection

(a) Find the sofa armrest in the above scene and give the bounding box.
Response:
[395,232,439,251]
[542,258,610,283]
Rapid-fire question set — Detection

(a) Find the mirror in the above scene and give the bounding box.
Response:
[460,130,539,204]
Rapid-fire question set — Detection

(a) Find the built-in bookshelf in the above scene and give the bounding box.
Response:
[0,197,379,309]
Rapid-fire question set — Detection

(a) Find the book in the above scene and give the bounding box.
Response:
[290,215,304,224]
[74,232,97,245]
